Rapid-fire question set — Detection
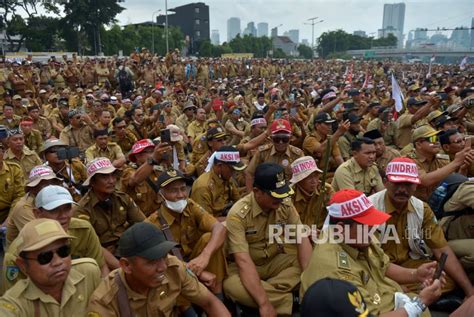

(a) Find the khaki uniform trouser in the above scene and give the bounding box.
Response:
[223,253,300,315]
[189,232,227,284]
[448,239,474,280]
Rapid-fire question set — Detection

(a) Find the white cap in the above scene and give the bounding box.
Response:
[35,185,76,210]
[290,156,322,185]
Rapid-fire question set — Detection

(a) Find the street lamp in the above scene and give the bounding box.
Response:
[151,9,162,55]
[304,18,323,57]
[165,0,169,53]
[369,32,376,49]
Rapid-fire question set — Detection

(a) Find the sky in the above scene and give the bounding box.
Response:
[117,0,474,43]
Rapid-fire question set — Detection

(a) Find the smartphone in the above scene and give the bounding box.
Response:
[57,147,81,160]
[271,94,278,102]
[160,129,171,143]
[433,252,448,280]
[290,108,298,117]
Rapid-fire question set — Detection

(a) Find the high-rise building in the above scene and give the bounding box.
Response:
[271,27,278,38]
[156,2,209,54]
[243,22,257,37]
[353,30,367,37]
[287,29,299,44]
[211,30,220,45]
[450,26,470,49]
[381,3,406,48]
[227,17,241,42]
[257,22,269,37]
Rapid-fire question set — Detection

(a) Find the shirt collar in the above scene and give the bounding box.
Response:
[384,192,416,215]
[250,192,264,218]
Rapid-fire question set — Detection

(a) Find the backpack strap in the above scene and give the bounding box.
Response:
[114,271,133,317]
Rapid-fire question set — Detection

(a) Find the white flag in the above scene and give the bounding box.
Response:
[391,74,404,113]
[460,56,468,70]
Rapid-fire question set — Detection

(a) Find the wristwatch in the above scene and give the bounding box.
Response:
[147,157,159,166]
[411,296,427,312]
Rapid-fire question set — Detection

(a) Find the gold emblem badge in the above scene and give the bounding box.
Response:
[168,170,177,177]
[275,171,285,188]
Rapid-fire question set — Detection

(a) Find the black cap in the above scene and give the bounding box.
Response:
[434,115,455,128]
[347,113,361,124]
[206,127,228,140]
[407,97,428,107]
[254,163,293,199]
[301,278,372,317]
[363,129,383,140]
[118,223,177,259]
[347,89,360,97]
[156,169,192,188]
[314,112,336,124]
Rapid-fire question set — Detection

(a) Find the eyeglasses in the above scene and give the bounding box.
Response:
[272,135,290,143]
[22,244,71,265]
[451,138,465,145]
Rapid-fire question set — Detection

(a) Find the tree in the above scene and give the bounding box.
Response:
[297,44,313,59]
[23,16,63,51]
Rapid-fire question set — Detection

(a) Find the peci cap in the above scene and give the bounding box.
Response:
[27,166,60,188]
[254,163,293,199]
[363,129,383,140]
[407,97,428,107]
[290,156,322,185]
[83,157,117,186]
[35,185,76,210]
[314,112,336,124]
[346,113,361,124]
[271,119,292,134]
[129,139,155,162]
[301,278,371,317]
[327,189,390,225]
[17,218,75,253]
[118,222,177,259]
[385,157,420,184]
[156,169,192,188]
[412,125,440,142]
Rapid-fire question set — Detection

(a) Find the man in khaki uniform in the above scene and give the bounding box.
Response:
[4,127,42,178]
[366,107,398,148]
[5,166,61,245]
[146,169,227,295]
[59,109,95,152]
[0,141,25,223]
[290,156,333,229]
[194,126,228,176]
[74,157,145,254]
[224,163,312,316]
[301,189,443,316]
[337,113,363,161]
[191,146,244,220]
[121,139,171,216]
[245,119,304,192]
[2,186,107,294]
[111,116,137,154]
[0,104,20,129]
[364,129,400,177]
[331,137,384,196]
[85,129,125,168]
[407,125,473,201]
[369,158,474,296]
[19,117,43,153]
[396,97,435,149]
[176,101,196,134]
[187,107,208,146]
[0,218,101,316]
[87,222,230,317]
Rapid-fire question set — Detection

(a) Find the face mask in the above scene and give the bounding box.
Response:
[164,198,187,213]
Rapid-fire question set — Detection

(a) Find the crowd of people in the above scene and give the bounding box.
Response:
[0,48,472,316]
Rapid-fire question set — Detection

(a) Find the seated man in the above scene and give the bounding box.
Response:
[363,129,400,178]
[2,185,108,293]
[331,137,384,196]
[85,129,126,168]
[191,146,245,221]
[369,157,474,296]
[224,163,312,316]
[146,169,227,296]
[87,222,230,317]
[0,218,101,316]
[301,189,444,316]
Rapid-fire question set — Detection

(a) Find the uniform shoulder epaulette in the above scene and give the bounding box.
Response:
[436,153,450,160]
[337,251,351,270]
[258,143,272,151]
[237,203,251,218]
[69,217,93,229]
[4,161,22,170]
[407,152,417,159]
[290,145,304,155]
[71,257,99,267]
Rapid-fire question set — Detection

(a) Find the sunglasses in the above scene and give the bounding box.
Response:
[272,135,290,143]
[22,244,71,265]
[423,135,438,143]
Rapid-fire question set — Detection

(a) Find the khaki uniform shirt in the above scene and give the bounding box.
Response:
[407,150,450,201]
[175,114,193,134]
[85,143,124,164]
[126,122,148,140]
[120,164,162,217]
[302,130,341,171]
[442,181,474,240]
[380,192,447,264]
[367,119,397,147]
[376,147,401,176]
[0,258,101,317]
[0,116,21,129]
[187,121,207,142]
[146,199,217,257]
[5,194,35,245]
[2,218,105,293]
[24,129,43,153]
[396,112,414,148]
[331,158,384,196]
[0,161,25,223]
[292,183,333,229]
[111,130,137,155]
[226,193,301,266]
[4,147,42,179]
[225,119,249,145]
[75,190,145,248]
[337,132,361,161]
[190,169,240,217]
[301,240,403,316]
[87,256,210,317]
[246,143,304,181]
[60,124,94,152]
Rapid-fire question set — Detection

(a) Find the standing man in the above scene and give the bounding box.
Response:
[0,218,101,316]
[331,137,384,195]
[87,222,230,317]
[4,127,42,178]
[224,163,312,316]
[369,157,474,296]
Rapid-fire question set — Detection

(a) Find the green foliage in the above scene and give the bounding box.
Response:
[317,30,397,58]
[297,44,313,59]
[272,48,287,58]
[228,34,272,58]
[23,16,63,51]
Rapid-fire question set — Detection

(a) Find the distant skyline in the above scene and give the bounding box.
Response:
[118,1,473,43]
